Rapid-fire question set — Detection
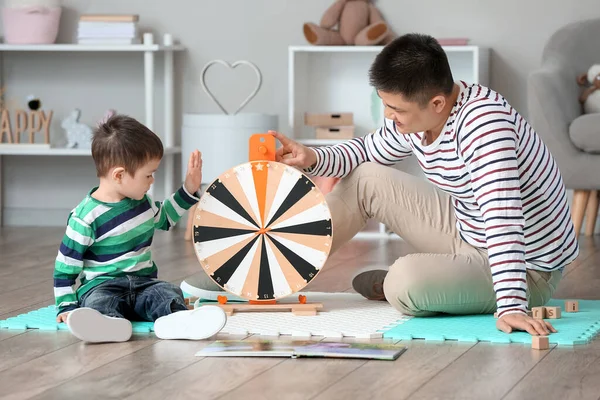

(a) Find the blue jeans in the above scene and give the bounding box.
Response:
[78,276,188,321]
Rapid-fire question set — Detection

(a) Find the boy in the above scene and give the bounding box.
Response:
[53,114,226,343]
[268,33,578,337]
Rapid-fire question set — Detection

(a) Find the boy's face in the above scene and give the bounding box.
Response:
[119,158,161,200]
[378,90,447,135]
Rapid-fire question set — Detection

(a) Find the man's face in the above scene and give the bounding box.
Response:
[378,90,442,134]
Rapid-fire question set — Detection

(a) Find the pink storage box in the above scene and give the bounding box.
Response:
[2,6,62,44]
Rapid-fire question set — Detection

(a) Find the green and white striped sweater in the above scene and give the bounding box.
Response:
[53,186,198,315]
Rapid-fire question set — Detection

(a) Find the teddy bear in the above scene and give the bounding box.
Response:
[303,0,396,46]
[577,64,600,114]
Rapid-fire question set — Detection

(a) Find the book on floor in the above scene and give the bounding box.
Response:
[195,340,407,361]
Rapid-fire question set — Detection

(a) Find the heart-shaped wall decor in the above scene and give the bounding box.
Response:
[200,59,263,115]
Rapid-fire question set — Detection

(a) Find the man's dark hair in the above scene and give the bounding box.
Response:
[369,33,455,105]
[92,114,164,177]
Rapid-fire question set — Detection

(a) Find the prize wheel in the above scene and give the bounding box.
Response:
[192,134,333,302]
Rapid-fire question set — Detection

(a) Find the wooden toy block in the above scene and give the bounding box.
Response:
[565,300,579,312]
[215,302,323,317]
[532,306,546,319]
[531,336,549,350]
[494,312,498,318]
[304,112,353,127]
[184,297,198,306]
[315,126,354,140]
[545,306,561,319]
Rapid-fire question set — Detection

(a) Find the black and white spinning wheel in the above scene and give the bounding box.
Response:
[192,159,333,302]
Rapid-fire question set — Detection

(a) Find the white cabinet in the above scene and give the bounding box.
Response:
[288,45,490,238]
[0,43,184,226]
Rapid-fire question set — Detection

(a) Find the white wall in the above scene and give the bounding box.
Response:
[1,0,599,226]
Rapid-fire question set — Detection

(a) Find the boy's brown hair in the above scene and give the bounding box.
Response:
[92,114,164,177]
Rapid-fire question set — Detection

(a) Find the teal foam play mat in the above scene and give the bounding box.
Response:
[379,299,600,346]
[2,299,599,346]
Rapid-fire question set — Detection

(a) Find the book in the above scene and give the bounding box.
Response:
[195,340,407,361]
[436,38,470,46]
[77,38,141,45]
[79,14,139,22]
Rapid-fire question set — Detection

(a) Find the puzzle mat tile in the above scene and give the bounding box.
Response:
[0,305,155,333]
[380,299,600,346]
[0,292,411,339]
[210,292,410,339]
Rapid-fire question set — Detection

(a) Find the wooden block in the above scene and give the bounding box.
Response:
[214,302,323,317]
[315,126,354,140]
[0,109,12,143]
[14,109,27,143]
[532,306,546,320]
[28,110,42,143]
[494,312,498,318]
[40,110,52,144]
[184,296,198,306]
[545,306,561,319]
[292,310,318,316]
[304,112,353,127]
[565,300,579,312]
[531,336,549,350]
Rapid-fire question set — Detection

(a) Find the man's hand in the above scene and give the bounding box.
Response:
[56,312,70,323]
[269,130,317,169]
[496,312,557,335]
[184,150,203,195]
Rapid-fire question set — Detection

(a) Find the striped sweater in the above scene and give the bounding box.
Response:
[309,82,579,316]
[53,186,198,315]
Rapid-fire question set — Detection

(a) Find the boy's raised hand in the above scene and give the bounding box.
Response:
[184,150,203,195]
[269,130,317,169]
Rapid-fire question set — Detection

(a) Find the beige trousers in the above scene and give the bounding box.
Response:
[325,162,562,316]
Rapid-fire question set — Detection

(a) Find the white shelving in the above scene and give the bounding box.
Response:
[288,44,490,239]
[0,44,185,52]
[0,41,185,225]
[289,45,490,140]
[0,145,181,156]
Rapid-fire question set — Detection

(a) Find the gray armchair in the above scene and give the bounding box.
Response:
[528,18,600,238]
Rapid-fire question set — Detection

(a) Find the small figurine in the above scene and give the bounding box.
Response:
[26,94,41,111]
[577,65,600,114]
[62,108,93,149]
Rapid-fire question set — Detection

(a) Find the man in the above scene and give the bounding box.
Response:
[186,33,578,336]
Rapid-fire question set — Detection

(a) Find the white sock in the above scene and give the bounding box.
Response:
[154,305,227,340]
[66,307,132,343]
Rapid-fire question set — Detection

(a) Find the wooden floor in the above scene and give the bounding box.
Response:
[1,227,600,399]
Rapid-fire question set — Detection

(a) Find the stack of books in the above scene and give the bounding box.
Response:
[77,14,140,45]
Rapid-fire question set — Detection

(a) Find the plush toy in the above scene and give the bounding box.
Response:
[98,108,116,125]
[577,64,600,114]
[303,0,396,46]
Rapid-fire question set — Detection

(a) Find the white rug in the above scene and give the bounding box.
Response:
[212,292,411,339]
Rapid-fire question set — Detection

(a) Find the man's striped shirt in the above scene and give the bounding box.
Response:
[308,81,579,316]
[53,186,198,315]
